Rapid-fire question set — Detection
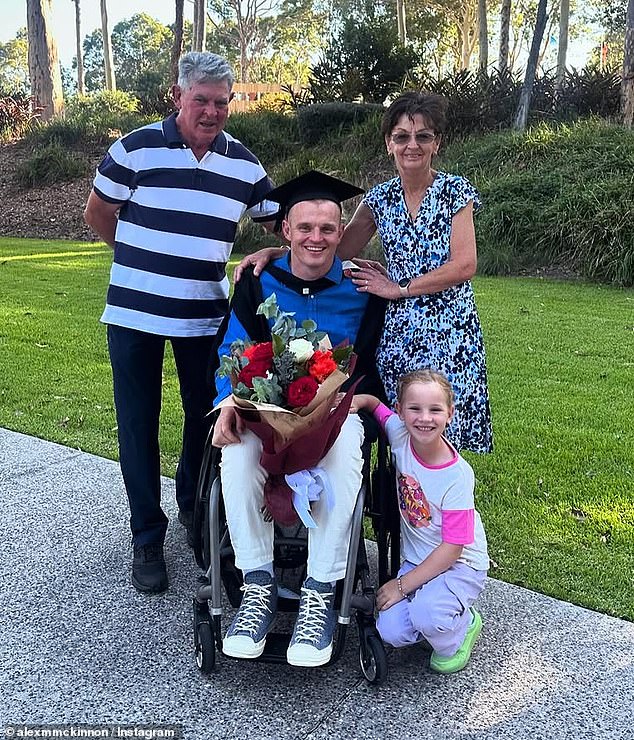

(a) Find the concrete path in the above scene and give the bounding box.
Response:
[1,427,633,740]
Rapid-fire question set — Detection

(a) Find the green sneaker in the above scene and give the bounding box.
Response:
[429,608,482,674]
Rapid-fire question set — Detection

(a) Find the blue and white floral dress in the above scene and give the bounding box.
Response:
[363,172,493,453]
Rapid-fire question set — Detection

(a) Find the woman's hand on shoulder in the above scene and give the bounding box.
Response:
[233,246,288,282]
[347,261,400,300]
[351,258,388,277]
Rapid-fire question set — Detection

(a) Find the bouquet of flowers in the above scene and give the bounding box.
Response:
[217,293,355,439]
[216,293,359,524]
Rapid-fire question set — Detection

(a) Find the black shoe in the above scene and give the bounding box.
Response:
[132,544,168,593]
[178,510,195,548]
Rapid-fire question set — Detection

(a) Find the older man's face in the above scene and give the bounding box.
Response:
[172,80,232,157]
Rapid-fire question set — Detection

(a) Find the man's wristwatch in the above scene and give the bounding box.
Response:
[398,278,411,297]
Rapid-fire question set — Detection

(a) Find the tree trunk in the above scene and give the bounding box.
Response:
[241,46,249,83]
[170,0,184,84]
[555,0,569,93]
[478,0,488,71]
[458,1,478,71]
[26,0,64,120]
[623,0,634,128]
[396,0,408,44]
[193,0,199,51]
[461,16,471,70]
[498,0,511,73]
[514,0,548,130]
[73,0,85,95]
[193,0,206,51]
[100,0,116,91]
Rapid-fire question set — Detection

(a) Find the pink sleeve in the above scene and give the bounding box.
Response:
[441,509,475,545]
[372,402,393,431]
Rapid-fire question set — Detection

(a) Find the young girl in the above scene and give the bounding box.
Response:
[351,369,489,674]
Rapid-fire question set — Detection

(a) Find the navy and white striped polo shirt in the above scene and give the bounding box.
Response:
[94,113,278,337]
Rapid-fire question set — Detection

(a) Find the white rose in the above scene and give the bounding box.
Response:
[288,338,315,363]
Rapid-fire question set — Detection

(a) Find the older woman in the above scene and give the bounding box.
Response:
[238,91,492,453]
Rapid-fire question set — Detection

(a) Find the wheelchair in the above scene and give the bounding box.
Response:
[190,415,400,686]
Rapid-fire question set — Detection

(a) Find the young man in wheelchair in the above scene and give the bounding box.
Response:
[211,172,384,667]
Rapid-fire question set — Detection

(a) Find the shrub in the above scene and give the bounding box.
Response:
[297,102,383,146]
[225,110,299,168]
[309,17,417,103]
[65,89,140,121]
[16,142,90,188]
[26,90,152,149]
[441,120,634,285]
[405,68,623,140]
[26,118,92,148]
[0,94,41,142]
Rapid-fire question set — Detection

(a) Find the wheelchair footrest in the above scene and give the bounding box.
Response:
[222,631,291,664]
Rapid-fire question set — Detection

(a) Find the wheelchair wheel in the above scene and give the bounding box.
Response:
[359,632,388,685]
[195,622,215,673]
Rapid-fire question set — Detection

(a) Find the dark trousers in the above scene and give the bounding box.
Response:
[107,325,216,547]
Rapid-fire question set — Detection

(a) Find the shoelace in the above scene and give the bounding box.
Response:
[293,587,334,645]
[233,582,274,635]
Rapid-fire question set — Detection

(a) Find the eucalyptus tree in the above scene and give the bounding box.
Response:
[623,0,634,126]
[478,0,489,70]
[0,28,29,94]
[82,14,172,94]
[498,0,511,72]
[555,0,570,92]
[206,0,326,83]
[100,0,116,90]
[514,0,548,129]
[193,0,206,51]
[397,0,408,43]
[26,0,63,118]
[170,0,185,84]
[71,0,85,94]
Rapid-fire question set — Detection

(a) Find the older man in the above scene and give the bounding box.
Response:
[212,171,385,667]
[84,52,277,594]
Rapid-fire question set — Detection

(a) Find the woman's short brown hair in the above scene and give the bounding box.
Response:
[381,91,449,138]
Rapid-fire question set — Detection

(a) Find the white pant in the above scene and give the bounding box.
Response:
[220,414,365,583]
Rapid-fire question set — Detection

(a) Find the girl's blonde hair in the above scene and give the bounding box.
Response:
[396,369,455,407]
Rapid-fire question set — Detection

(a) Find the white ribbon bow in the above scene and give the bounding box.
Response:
[285,467,334,529]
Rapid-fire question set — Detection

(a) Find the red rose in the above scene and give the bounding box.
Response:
[286,375,319,407]
[237,360,270,389]
[243,342,274,365]
[307,350,338,383]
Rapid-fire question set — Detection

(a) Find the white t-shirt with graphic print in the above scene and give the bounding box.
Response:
[382,410,489,572]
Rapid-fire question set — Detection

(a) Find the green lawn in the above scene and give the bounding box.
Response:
[1,237,633,621]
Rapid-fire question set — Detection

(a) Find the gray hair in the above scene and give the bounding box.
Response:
[177,52,235,90]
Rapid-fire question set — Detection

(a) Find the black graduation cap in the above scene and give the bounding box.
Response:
[267,170,364,218]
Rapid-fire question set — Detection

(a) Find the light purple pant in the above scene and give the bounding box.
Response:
[377,560,487,657]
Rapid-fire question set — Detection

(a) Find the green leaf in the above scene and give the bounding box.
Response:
[256,293,281,319]
[229,338,245,356]
[332,345,354,369]
[271,313,297,343]
[272,332,285,356]
[218,354,240,378]
[252,375,284,405]
[233,382,252,400]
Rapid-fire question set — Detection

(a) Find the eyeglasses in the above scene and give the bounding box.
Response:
[390,131,437,146]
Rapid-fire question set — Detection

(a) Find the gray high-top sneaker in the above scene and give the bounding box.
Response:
[223,571,277,659]
[287,577,336,667]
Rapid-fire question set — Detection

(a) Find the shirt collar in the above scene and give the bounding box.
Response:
[162,112,229,154]
[273,253,343,284]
